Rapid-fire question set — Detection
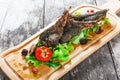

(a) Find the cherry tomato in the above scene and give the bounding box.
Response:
[90,9,94,13]
[87,9,94,13]
[35,46,52,62]
[32,67,38,73]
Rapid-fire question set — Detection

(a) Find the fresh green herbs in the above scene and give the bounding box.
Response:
[45,61,61,68]
[26,54,41,67]
[52,43,74,61]
[26,54,61,68]
[26,42,74,68]
[92,25,100,32]
[70,29,90,44]
[74,11,82,16]
[70,31,84,44]
[99,18,110,25]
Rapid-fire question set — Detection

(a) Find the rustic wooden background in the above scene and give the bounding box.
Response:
[0,0,120,80]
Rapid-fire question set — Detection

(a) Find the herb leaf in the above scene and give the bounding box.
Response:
[70,31,84,44]
[45,61,61,68]
[51,42,74,62]
[100,18,110,24]
[62,42,74,52]
[92,25,100,32]
[26,54,41,67]
[75,11,82,16]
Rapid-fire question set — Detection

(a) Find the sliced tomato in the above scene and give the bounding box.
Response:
[35,46,52,62]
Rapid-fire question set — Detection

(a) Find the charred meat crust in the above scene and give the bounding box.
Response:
[70,9,108,21]
[40,10,69,47]
[39,9,108,47]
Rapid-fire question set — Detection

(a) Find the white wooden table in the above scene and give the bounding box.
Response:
[0,0,120,80]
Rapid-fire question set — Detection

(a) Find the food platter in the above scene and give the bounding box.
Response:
[0,1,120,80]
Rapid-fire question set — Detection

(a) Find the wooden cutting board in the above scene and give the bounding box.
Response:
[0,0,120,80]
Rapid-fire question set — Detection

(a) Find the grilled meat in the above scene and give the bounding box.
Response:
[40,9,69,47]
[70,9,107,21]
[59,19,98,43]
[60,19,81,43]
[39,9,108,46]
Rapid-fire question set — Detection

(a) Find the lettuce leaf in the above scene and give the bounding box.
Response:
[99,18,110,24]
[26,54,61,68]
[26,54,41,67]
[70,31,84,44]
[52,44,69,61]
[45,61,61,68]
[75,11,82,16]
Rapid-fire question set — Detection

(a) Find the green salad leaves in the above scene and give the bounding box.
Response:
[26,54,61,68]
[26,42,74,68]
[52,43,74,61]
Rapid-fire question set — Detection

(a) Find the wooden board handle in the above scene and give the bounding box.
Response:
[100,0,120,14]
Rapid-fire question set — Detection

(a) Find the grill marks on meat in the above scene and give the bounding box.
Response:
[70,9,108,21]
[40,10,69,47]
[60,19,81,43]
[59,20,98,43]
[73,20,98,30]
[40,9,108,46]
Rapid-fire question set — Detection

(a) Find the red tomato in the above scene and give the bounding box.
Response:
[35,46,52,62]
[32,67,38,73]
[90,9,94,13]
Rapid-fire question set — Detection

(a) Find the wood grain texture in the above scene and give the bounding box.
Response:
[0,0,44,53]
[109,12,120,79]
[0,0,44,79]
[60,45,118,80]
[0,0,120,80]
[60,0,119,80]
[44,0,117,80]
[97,0,120,79]
[44,0,64,27]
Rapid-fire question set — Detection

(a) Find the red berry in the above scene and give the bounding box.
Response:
[90,9,94,13]
[87,10,89,13]
[32,67,38,73]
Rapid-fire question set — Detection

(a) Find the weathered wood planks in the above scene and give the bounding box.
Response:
[0,0,120,80]
[97,0,120,79]
[60,0,119,80]
[0,0,44,53]
[0,0,44,79]
[60,45,118,80]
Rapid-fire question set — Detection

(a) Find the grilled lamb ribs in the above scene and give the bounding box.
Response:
[59,20,98,43]
[40,9,69,47]
[69,9,107,21]
[39,9,108,47]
